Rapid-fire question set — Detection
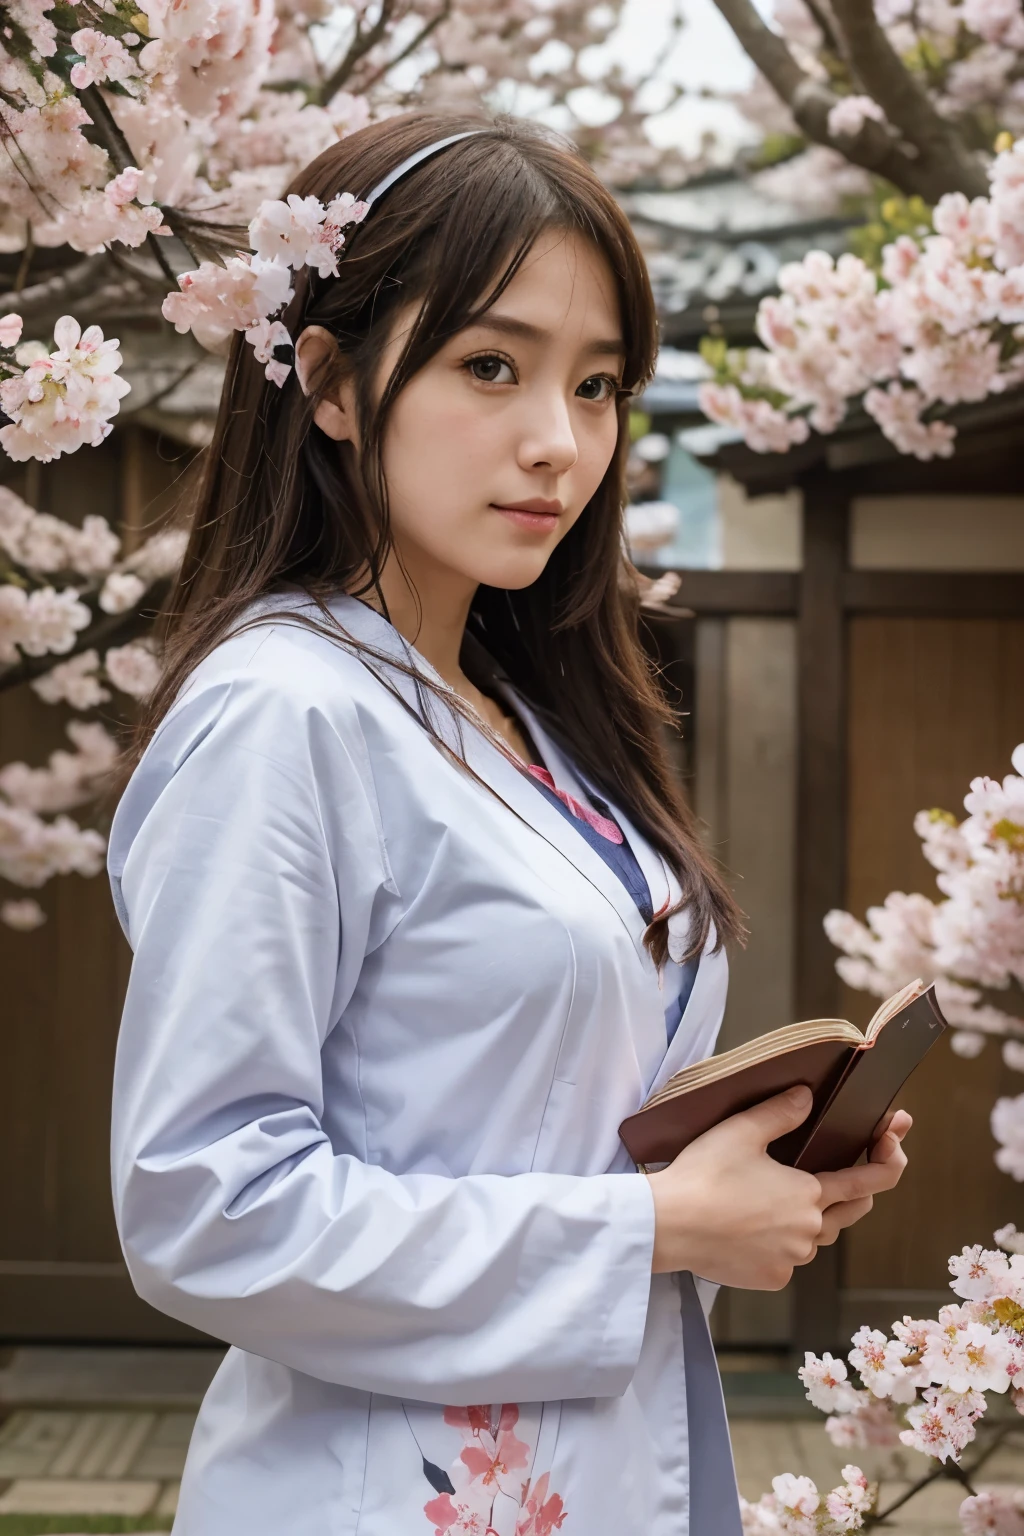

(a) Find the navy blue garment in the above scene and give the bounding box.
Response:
[663,954,700,1045]
[526,772,654,923]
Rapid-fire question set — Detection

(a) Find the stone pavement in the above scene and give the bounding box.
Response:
[0,1347,1021,1531]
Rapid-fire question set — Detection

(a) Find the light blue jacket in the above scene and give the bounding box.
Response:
[108,593,741,1536]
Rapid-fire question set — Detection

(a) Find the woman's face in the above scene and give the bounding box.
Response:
[298,227,627,594]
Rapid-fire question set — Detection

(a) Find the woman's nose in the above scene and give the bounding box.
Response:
[515,391,579,475]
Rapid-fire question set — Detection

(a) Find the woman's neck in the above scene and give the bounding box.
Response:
[359,546,537,766]
[369,546,476,690]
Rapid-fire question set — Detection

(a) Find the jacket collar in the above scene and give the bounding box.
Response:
[320,594,663,966]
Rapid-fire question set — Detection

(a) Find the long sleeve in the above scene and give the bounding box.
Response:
[109,659,655,1406]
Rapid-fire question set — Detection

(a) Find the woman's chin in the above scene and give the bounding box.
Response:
[470,553,557,591]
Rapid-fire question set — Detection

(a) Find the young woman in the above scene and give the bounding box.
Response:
[108,111,911,1536]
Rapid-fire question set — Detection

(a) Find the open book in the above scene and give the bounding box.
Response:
[618,979,948,1175]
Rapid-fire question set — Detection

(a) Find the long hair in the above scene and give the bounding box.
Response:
[133,108,744,963]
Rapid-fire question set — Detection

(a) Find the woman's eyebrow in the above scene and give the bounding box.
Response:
[465,313,627,360]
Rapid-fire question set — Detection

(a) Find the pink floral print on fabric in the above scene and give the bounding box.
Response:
[422,1404,567,1536]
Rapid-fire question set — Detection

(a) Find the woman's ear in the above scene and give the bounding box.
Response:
[294,324,358,445]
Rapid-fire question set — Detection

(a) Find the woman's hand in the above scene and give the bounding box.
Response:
[814,1109,912,1246]
[646,1087,912,1287]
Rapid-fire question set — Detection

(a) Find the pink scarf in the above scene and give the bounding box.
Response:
[527,766,623,845]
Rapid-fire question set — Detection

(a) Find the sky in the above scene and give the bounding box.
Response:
[577,0,761,156]
[313,0,767,160]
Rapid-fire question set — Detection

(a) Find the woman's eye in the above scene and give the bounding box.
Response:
[576,375,618,403]
[467,355,516,384]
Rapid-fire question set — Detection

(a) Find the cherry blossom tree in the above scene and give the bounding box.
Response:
[742,1226,1024,1535]
[744,744,1024,1534]
[0,0,691,927]
[696,2,1024,459]
[825,742,1024,1182]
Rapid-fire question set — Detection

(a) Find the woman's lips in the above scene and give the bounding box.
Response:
[490,504,561,532]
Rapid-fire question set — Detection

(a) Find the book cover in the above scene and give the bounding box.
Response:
[618,984,948,1174]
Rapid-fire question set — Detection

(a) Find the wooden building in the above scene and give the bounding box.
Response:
[1,412,208,1344]
[643,391,1024,1355]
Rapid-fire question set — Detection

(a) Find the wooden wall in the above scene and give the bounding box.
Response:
[840,617,1024,1328]
[0,427,203,1339]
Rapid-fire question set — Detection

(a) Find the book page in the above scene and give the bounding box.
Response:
[864,978,927,1042]
[645,1016,865,1109]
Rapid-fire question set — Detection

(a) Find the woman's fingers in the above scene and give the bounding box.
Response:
[814,1119,913,1243]
[817,1196,874,1246]
[816,1147,906,1208]
[869,1110,913,1163]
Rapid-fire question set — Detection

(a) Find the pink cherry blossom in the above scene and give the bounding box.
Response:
[799,1352,862,1413]
[774,1473,821,1518]
[0,312,23,349]
[740,1467,872,1535]
[824,1466,872,1528]
[69,28,142,89]
[707,141,1024,460]
[14,587,91,657]
[949,1245,1013,1303]
[933,192,995,260]
[162,253,294,353]
[921,1306,1015,1394]
[120,527,188,583]
[0,720,118,815]
[848,1326,918,1402]
[963,0,1024,48]
[827,95,887,138]
[698,382,811,454]
[959,1487,1024,1534]
[32,649,110,709]
[99,571,146,615]
[992,1095,1024,1180]
[0,896,46,930]
[824,1397,902,1450]
[0,803,106,887]
[899,1386,987,1461]
[0,317,131,464]
[104,641,162,700]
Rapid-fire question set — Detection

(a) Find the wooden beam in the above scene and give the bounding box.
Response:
[791,473,848,1358]
[844,570,1024,615]
[795,479,847,1027]
[644,567,1024,619]
[0,1265,211,1343]
[650,570,799,615]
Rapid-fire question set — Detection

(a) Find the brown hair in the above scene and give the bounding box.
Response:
[134,108,743,963]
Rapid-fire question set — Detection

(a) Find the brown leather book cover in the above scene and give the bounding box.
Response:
[618,984,948,1175]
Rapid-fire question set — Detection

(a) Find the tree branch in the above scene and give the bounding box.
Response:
[356,1,451,95]
[78,84,134,175]
[0,252,114,325]
[802,0,844,65]
[79,85,204,268]
[710,0,989,202]
[829,0,989,200]
[318,0,399,104]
